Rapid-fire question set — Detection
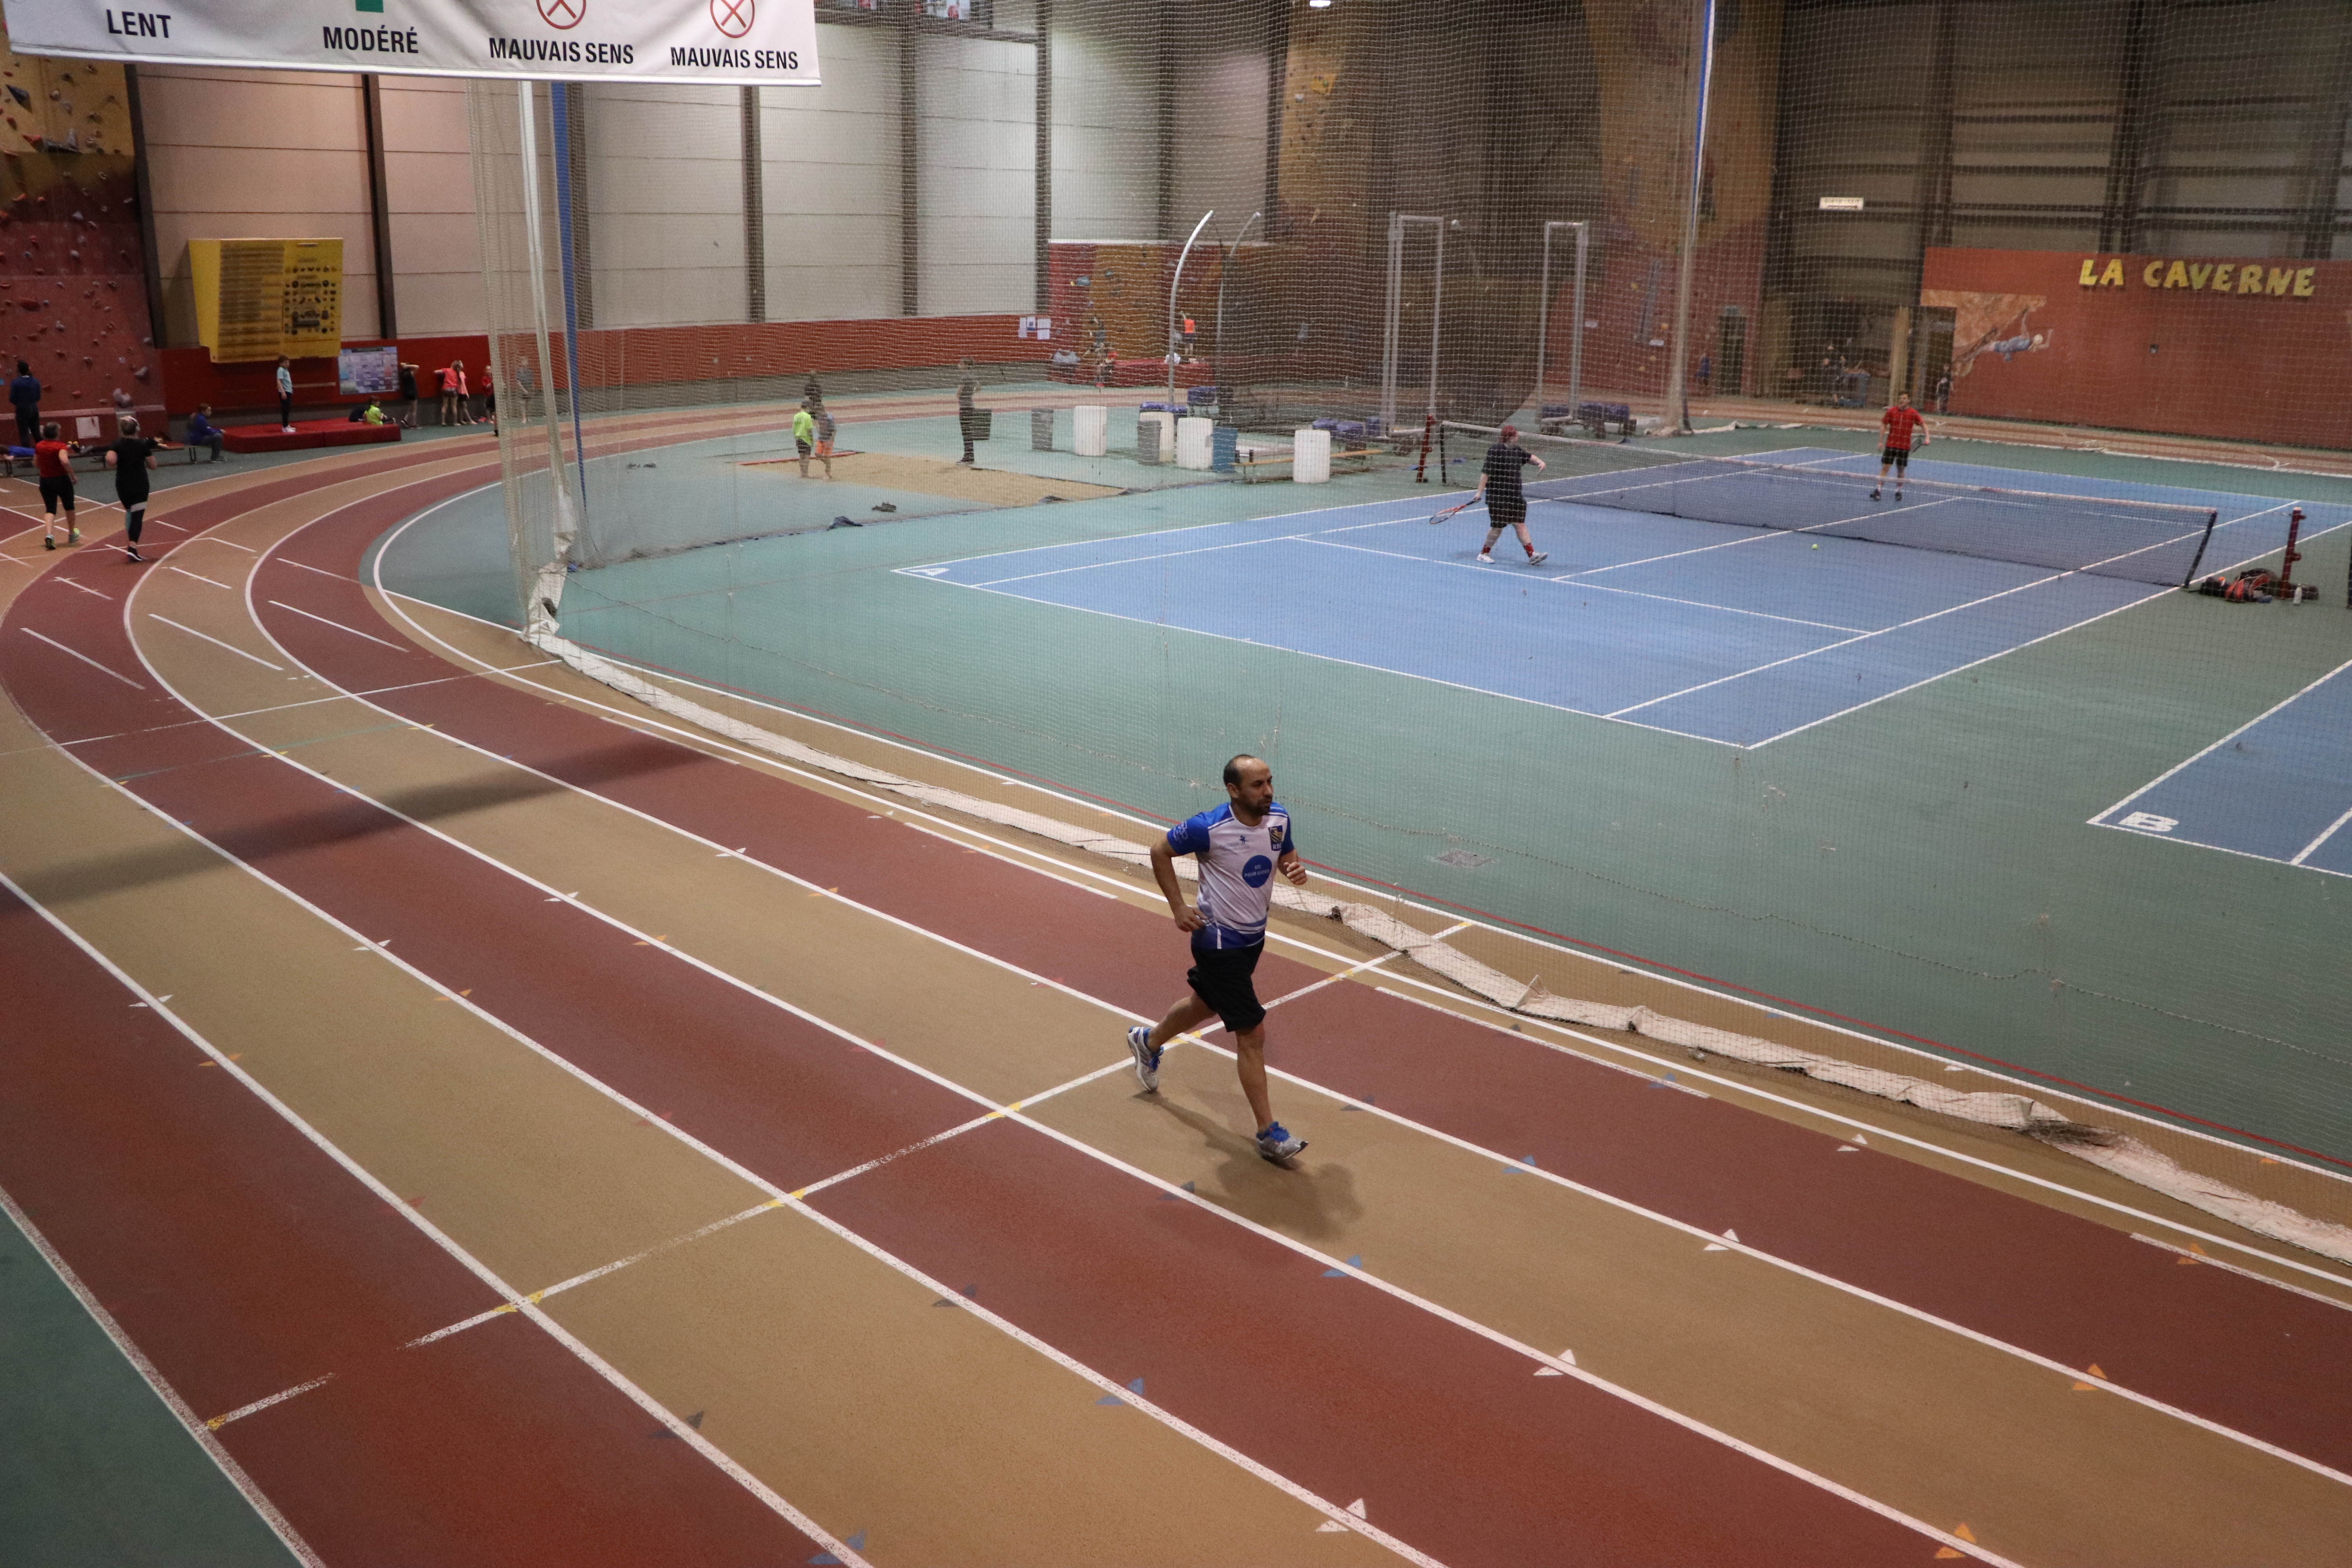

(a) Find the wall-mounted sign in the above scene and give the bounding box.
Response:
[188,238,342,363]
[2076,255,2317,297]
[5,0,819,86]
[1817,196,1866,211]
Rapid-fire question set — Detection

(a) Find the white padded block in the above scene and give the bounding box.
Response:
[1292,426,1332,483]
[1174,415,1213,470]
[1073,404,1107,457]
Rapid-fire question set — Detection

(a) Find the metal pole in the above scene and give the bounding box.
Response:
[1168,208,1215,411]
[1664,0,1719,434]
[1570,221,1589,415]
[1214,211,1261,403]
[1426,221,1445,422]
[1381,212,1403,431]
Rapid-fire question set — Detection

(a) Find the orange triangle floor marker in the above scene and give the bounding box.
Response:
[2087,1364,2105,1379]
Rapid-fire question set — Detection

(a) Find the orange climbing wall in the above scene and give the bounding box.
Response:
[0,11,158,421]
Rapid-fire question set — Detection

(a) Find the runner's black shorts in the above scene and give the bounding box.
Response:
[1487,494,1526,526]
[1880,446,1911,470]
[1188,940,1267,1034]
[38,475,72,511]
[796,438,813,457]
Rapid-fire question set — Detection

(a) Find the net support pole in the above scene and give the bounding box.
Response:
[1663,0,1720,435]
[548,83,593,529]
[514,78,581,632]
[1168,209,1214,414]
[1535,220,1589,416]
[2180,510,2220,588]
[1212,210,1260,408]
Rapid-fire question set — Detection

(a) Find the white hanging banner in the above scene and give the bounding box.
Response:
[5,0,820,86]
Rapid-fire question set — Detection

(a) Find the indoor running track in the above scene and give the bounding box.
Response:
[4,430,2352,1566]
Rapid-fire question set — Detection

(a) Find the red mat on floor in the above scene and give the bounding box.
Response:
[223,419,402,454]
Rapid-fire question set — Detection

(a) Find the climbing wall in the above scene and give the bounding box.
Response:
[0,11,157,420]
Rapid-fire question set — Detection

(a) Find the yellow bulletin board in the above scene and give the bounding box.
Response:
[188,238,343,362]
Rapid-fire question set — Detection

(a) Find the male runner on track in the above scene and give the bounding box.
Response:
[1871,392,1928,501]
[1126,754,1312,1163]
[1474,424,1548,565]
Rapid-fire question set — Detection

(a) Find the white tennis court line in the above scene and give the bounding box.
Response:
[2089,652,2352,831]
[1552,578,1872,633]
[1553,496,1964,576]
[252,544,2352,1507]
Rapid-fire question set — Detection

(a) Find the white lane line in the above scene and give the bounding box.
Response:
[280,560,346,580]
[2130,1234,2352,1313]
[169,565,234,588]
[23,626,147,688]
[372,542,2352,1207]
[57,576,112,600]
[967,530,1291,588]
[127,495,1439,1565]
[2089,652,2352,827]
[0,1181,327,1567]
[191,535,259,552]
[250,548,2341,1527]
[0,863,878,1568]
[265,599,408,651]
[205,1374,335,1430]
[149,615,285,671]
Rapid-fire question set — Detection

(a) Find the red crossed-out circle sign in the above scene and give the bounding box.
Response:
[711,0,755,38]
[538,0,585,29]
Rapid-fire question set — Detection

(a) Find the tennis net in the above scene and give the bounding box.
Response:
[1437,423,2221,588]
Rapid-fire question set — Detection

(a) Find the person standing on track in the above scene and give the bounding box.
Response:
[793,399,817,478]
[956,359,978,465]
[1870,391,1929,501]
[1125,754,1312,1164]
[813,399,837,480]
[105,416,158,563]
[1473,424,1548,566]
[275,356,295,433]
[9,360,40,450]
[34,421,77,550]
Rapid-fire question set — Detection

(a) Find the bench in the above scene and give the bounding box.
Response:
[1234,446,1386,482]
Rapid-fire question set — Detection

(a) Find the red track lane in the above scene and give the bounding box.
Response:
[813,1120,1927,1567]
[0,887,829,1567]
[0,489,1960,1563]
[249,482,2352,1477]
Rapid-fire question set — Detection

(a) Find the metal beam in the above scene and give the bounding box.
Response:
[360,75,398,341]
[1034,0,1052,312]
[742,85,765,323]
[121,64,170,353]
[2097,0,2168,254]
[900,3,919,316]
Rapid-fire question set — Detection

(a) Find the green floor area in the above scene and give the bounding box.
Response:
[381,407,2352,1167]
[0,1203,300,1567]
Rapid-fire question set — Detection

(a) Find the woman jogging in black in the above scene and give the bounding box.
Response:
[106,416,159,563]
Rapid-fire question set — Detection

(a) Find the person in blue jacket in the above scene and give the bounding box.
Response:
[9,361,40,450]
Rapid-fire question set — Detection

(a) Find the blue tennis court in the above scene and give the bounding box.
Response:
[2092,653,2352,878]
[902,448,2349,748]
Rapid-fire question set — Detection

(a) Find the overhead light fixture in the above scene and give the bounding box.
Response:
[1308,1,1332,9]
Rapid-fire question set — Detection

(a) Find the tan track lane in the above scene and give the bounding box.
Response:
[130,452,2352,1565]
[4,470,1397,1566]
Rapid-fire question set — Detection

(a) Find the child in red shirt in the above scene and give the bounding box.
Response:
[34,421,78,549]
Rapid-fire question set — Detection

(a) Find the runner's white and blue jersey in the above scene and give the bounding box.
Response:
[1167,802,1296,949]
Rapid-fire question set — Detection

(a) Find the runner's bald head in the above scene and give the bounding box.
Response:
[1223,754,1267,788]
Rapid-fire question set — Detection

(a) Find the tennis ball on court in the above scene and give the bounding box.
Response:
[1811,542,1819,549]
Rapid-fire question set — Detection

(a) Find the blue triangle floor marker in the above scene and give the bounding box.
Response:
[1322,1253,1363,1278]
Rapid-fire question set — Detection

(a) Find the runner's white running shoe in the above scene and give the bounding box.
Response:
[1126,1025,1161,1093]
[1256,1123,1307,1162]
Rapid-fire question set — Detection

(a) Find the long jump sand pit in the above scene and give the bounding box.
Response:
[744,450,1127,508]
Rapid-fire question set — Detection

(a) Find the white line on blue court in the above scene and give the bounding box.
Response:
[1552,498,1962,576]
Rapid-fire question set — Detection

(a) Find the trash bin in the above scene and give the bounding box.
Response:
[1031,408,1054,451]
[1211,424,1239,473]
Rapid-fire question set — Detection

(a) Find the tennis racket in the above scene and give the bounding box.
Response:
[1428,499,1476,525]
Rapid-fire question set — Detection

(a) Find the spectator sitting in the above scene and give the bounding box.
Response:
[362,398,388,426]
[185,404,225,462]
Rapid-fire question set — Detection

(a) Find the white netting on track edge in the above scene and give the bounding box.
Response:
[531,629,2352,1272]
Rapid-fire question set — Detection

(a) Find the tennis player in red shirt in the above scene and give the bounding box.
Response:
[1871,392,1928,501]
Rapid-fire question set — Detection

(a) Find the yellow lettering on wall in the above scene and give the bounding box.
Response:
[2240,265,2267,295]
[2294,267,2316,298]
[2164,261,2190,289]
[2100,259,2124,287]
[2079,258,2099,287]
[2187,263,2213,289]
[2144,261,2166,288]
[2269,267,2293,296]
[2211,264,2235,292]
